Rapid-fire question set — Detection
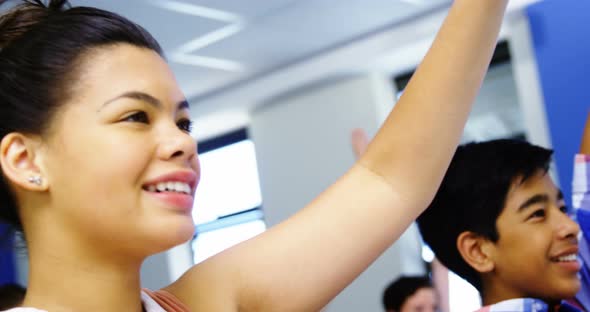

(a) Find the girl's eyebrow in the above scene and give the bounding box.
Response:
[99,91,189,112]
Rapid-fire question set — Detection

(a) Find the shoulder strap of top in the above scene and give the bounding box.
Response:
[142,289,191,312]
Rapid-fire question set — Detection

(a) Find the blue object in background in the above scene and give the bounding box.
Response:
[527,0,590,202]
[0,224,16,284]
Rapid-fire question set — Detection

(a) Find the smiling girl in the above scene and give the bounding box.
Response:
[0,0,508,311]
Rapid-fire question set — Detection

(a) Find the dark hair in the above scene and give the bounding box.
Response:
[0,0,162,231]
[0,283,26,309]
[417,139,553,292]
[382,275,433,311]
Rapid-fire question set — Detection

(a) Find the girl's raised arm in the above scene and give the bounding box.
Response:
[167,1,509,311]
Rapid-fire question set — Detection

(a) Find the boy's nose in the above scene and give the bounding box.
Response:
[556,211,580,240]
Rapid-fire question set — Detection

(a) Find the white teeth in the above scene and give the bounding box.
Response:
[556,254,577,262]
[149,181,191,194]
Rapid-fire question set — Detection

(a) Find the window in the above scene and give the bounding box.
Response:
[449,273,481,311]
[191,129,266,264]
[394,41,525,143]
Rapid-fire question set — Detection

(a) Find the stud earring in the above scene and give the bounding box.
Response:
[27,175,42,186]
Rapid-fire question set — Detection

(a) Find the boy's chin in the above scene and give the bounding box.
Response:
[544,280,581,302]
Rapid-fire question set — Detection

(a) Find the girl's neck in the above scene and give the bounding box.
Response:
[23,236,146,312]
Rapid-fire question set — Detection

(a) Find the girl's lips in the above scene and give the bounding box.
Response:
[142,170,199,194]
[142,170,198,213]
[145,190,194,213]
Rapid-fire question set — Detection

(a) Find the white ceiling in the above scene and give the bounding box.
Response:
[3,0,542,138]
[73,0,451,103]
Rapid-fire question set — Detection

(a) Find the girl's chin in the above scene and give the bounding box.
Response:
[139,220,195,254]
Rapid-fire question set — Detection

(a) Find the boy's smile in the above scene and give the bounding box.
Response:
[485,170,581,303]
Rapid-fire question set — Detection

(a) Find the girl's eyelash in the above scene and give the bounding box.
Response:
[122,111,149,123]
[120,112,192,133]
[177,118,193,133]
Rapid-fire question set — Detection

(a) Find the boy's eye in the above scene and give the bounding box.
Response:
[122,111,149,124]
[529,209,546,220]
[177,118,193,133]
[559,205,569,214]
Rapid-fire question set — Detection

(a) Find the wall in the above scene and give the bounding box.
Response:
[526,0,590,201]
[141,240,194,290]
[250,74,425,311]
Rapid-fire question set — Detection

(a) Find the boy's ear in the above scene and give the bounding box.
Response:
[0,133,48,192]
[456,231,495,273]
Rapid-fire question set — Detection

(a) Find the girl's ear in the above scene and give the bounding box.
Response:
[0,133,49,192]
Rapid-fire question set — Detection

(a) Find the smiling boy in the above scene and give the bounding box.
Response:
[417,139,582,311]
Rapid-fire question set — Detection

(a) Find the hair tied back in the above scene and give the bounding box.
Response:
[0,0,71,51]
[1,0,70,10]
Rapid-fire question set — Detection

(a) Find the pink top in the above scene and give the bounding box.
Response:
[142,289,191,312]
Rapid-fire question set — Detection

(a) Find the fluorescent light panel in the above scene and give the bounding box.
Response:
[399,0,426,6]
[150,0,241,22]
[177,22,245,54]
[150,0,245,72]
[171,53,244,72]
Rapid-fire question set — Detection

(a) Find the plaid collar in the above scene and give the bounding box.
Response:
[476,298,582,312]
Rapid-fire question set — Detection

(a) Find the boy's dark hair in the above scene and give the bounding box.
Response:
[0,283,26,309]
[417,139,553,292]
[382,275,432,311]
